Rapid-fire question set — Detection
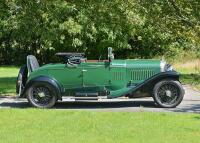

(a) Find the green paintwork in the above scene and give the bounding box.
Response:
[28,59,161,98]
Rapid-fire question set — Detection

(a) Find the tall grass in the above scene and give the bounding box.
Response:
[172,58,200,90]
[173,59,200,74]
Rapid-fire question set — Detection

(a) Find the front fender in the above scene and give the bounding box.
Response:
[21,76,63,100]
[108,71,180,98]
[132,70,180,92]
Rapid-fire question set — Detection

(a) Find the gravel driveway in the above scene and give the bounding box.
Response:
[0,85,200,113]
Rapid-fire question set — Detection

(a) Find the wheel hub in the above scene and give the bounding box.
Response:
[38,92,46,98]
[165,90,172,97]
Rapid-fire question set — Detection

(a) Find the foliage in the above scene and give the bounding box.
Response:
[0,0,199,64]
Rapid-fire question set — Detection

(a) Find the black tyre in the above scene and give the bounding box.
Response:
[153,80,184,108]
[26,82,57,108]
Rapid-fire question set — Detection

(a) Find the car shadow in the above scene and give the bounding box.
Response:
[0,100,157,109]
[0,101,30,108]
[54,100,157,109]
[169,103,200,113]
[1,100,200,113]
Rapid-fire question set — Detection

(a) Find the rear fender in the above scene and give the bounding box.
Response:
[21,76,63,100]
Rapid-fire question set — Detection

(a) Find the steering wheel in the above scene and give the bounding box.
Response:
[68,56,82,65]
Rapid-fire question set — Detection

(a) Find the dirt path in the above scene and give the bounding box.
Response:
[0,85,200,113]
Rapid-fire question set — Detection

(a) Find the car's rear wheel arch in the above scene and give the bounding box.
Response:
[23,76,63,100]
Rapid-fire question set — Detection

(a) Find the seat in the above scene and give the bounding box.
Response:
[27,55,39,73]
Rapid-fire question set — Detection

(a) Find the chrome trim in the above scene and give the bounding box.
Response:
[160,60,166,72]
[166,65,173,71]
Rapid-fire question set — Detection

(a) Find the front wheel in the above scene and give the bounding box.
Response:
[153,80,184,108]
[26,82,57,108]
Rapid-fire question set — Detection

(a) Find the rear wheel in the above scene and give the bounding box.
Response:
[27,82,57,108]
[153,80,184,108]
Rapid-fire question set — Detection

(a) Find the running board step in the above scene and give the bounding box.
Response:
[62,96,108,101]
[75,92,98,97]
[75,97,98,100]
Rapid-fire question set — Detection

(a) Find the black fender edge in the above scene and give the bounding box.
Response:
[129,70,181,94]
[21,76,63,100]
[108,70,181,99]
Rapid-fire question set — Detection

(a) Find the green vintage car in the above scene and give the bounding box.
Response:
[16,48,184,108]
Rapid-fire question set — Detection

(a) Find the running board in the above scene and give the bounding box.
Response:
[62,96,107,101]
[75,92,98,97]
[61,96,129,102]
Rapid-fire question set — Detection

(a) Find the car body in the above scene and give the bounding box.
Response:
[16,48,184,108]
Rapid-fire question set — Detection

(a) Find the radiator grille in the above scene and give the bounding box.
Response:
[112,72,124,81]
[129,69,156,81]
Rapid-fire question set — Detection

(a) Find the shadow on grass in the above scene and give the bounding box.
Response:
[0,77,16,95]
[194,116,200,120]
[180,74,200,86]
[180,73,200,82]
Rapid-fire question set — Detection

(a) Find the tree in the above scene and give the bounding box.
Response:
[0,0,199,65]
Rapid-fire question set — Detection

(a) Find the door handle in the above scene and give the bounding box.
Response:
[82,69,87,72]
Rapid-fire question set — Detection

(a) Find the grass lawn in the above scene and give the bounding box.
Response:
[0,66,19,95]
[0,109,200,143]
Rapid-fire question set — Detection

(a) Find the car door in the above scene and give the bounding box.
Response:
[48,64,83,89]
[81,61,110,88]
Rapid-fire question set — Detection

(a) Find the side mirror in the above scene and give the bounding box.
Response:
[108,47,114,62]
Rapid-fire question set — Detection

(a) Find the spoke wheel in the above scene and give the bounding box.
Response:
[27,82,57,108]
[31,86,53,106]
[157,84,179,105]
[153,80,184,108]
